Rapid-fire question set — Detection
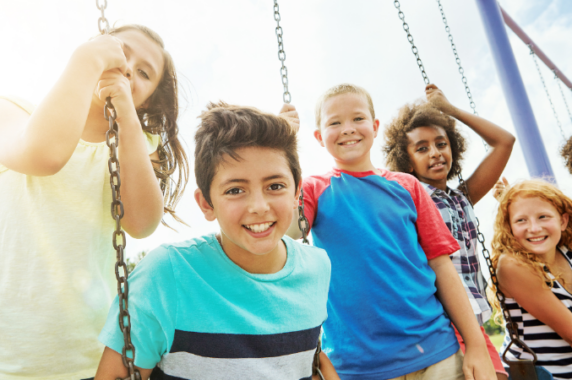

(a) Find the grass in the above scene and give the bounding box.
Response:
[488,333,505,352]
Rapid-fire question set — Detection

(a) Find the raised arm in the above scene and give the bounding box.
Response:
[0,36,127,176]
[426,84,515,204]
[498,254,572,345]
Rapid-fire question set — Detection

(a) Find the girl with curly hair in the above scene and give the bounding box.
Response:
[384,83,515,380]
[490,179,572,379]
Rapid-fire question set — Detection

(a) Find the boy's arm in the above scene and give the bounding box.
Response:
[429,255,496,380]
[426,84,515,204]
[95,346,154,380]
[316,351,341,380]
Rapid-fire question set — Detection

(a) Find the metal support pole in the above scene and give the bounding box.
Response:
[475,0,555,181]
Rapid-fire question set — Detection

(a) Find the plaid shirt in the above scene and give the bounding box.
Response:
[422,183,492,325]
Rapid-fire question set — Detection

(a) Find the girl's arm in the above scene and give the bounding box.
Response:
[0,35,127,176]
[95,346,154,380]
[426,84,515,204]
[498,254,572,345]
[429,254,496,380]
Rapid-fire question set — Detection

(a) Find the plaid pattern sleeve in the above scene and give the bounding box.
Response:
[422,183,492,325]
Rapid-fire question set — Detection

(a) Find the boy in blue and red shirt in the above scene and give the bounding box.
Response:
[288,84,496,379]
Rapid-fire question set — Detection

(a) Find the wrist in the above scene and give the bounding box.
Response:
[70,44,105,77]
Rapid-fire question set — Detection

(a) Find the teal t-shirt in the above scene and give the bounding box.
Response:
[99,233,331,379]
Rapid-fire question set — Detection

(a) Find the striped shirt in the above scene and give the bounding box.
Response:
[501,246,572,380]
[422,184,491,325]
[99,234,331,379]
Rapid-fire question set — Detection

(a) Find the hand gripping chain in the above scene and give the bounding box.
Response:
[96,1,141,379]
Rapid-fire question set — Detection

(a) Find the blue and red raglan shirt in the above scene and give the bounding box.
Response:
[303,168,461,379]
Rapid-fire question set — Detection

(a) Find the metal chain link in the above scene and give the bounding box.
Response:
[273,0,291,104]
[555,76,572,128]
[97,2,140,379]
[96,0,110,34]
[298,188,310,244]
[458,174,537,365]
[393,0,430,85]
[435,0,488,151]
[272,1,310,245]
[530,46,566,140]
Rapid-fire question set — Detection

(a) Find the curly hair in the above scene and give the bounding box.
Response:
[383,101,466,181]
[110,25,189,226]
[488,179,572,323]
[561,136,572,174]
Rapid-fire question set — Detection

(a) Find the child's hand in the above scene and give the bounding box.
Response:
[492,176,509,201]
[426,84,458,116]
[279,104,300,132]
[75,35,128,76]
[463,345,497,380]
[96,69,136,122]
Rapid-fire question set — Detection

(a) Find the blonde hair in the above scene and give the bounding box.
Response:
[488,179,572,322]
[314,83,375,129]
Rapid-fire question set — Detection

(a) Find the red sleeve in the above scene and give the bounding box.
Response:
[301,174,332,232]
[390,172,460,260]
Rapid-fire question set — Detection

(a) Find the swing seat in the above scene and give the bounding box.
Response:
[506,366,553,380]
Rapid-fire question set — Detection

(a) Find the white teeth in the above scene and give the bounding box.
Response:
[529,237,546,242]
[245,222,273,233]
[341,140,358,145]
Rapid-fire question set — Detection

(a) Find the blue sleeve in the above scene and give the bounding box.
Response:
[98,245,179,369]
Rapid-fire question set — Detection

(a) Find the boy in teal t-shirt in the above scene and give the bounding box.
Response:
[95,103,336,379]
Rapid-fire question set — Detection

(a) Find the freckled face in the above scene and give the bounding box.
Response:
[205,147,299,258]
[406,126,453,187]
[509,196,569,257]
[314,93,379,171]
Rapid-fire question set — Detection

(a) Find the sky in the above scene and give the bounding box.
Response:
[2,0,572,263]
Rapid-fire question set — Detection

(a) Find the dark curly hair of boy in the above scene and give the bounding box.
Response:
[561,136,572,174]
[383,101,466,181]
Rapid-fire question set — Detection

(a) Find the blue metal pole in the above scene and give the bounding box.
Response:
[475,0,555,181]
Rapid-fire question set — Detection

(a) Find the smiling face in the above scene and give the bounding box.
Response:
[314,92,380,172]
[195,147,299,272]
[509,196,569,259]
[406,125,453,190]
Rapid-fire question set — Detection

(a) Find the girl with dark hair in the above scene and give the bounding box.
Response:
[0,25,188,379]
[384,83,515,380]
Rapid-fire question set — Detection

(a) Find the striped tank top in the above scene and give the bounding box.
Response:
[501,246,572,380]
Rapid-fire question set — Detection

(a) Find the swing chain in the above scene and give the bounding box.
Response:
[435,0,488,152]
[312,339,325,380]
[458,173,538,368]
[97,3,139,379]
[96,0,110,35]
[530,46,566,141]
[298,188,310,244]
[436,0,477,115]
[554,75,572,127]
[393,0,430,85]
[274,0,291,104]
[105,103,141,380]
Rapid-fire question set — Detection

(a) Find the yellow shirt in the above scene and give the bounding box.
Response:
[0,96,160,380]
